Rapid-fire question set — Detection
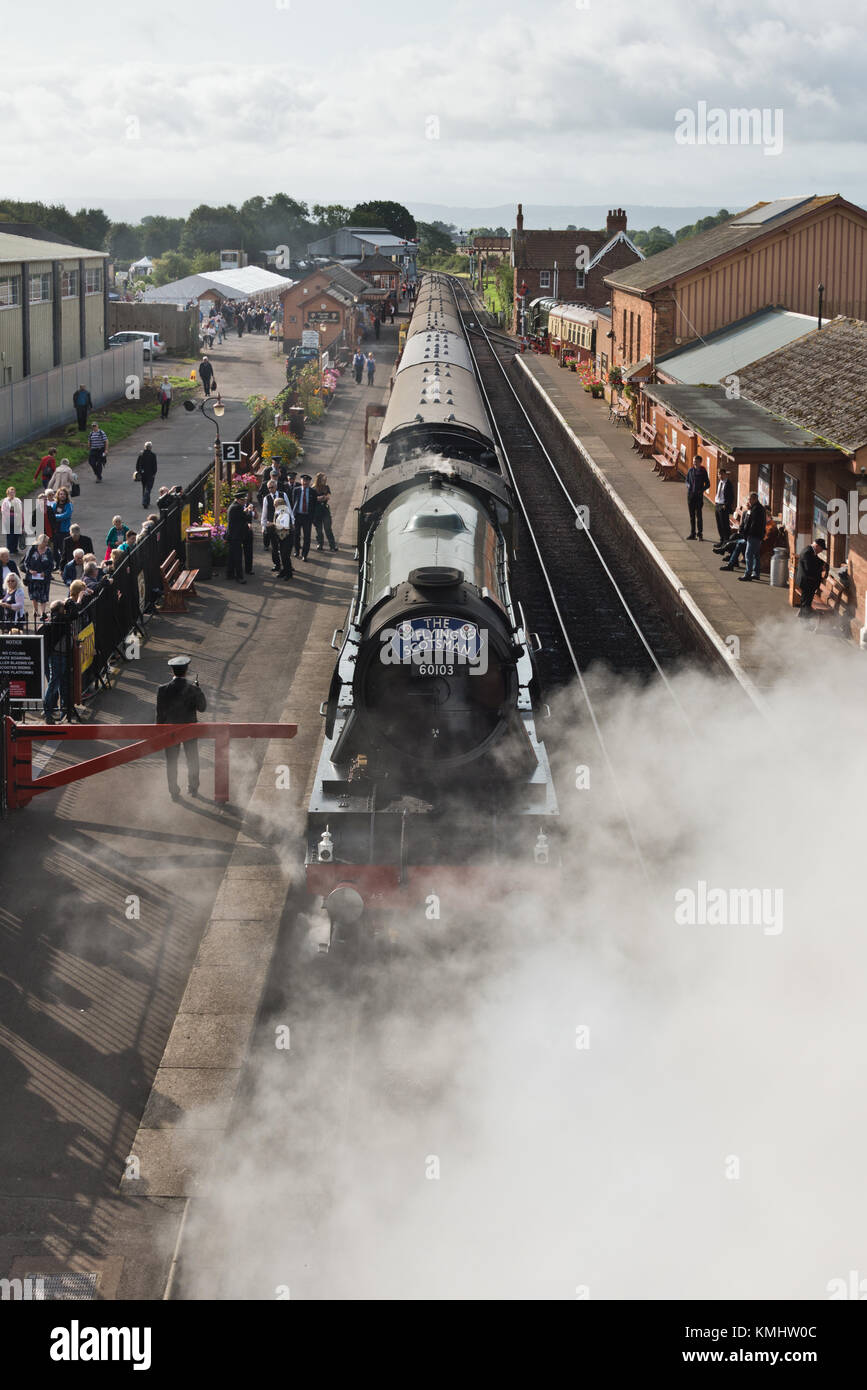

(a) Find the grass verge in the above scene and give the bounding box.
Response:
[1,376,196,497]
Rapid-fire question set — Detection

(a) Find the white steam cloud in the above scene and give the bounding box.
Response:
[177,617,867,1299]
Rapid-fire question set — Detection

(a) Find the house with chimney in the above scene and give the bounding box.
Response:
[509,205,643,334]
[603,195,867,378]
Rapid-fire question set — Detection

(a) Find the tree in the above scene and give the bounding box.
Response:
[312,204,352,230]
[180,204,246,255]
[73,207,111,249]
[632,225,676,256]
[152,251,193,286]
[416,221,454,256]
[109,222,143,260]
[140,215,186,257]
[348,200,416,240]
[189,250,221,274]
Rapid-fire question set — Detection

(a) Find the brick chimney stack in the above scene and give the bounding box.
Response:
[516,203,524,234]
[607,207,627,235]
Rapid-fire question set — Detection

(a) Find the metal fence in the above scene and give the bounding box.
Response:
[0,340,145,451]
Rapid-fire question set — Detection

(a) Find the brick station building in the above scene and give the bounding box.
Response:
[351,251,401,296]
[510,204,643,334]
[278,263,372,354]
[735,316,867,639]
[604,194,867,376]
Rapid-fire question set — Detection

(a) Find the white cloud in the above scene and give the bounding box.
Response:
[3,0,865,208]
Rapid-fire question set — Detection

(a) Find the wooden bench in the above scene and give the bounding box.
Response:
[804,573,851,629]
[652,439,681,480]
[160,550,199,613]
[632,424,656,457]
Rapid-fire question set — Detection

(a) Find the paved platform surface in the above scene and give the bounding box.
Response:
[38,333,288,562]
[517,353,794,681]
[0,325,399,1299]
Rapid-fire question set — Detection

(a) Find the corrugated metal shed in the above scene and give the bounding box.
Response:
[0,232,106,262]
[656,309,819,384]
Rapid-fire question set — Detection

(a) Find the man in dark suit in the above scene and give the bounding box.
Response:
[156,655,208,799]
[795,537,828,615]
[739,492,767,582]
[60,525,94,566]
[225,492,251,583]
[713,467,736,543]
[292,474,314,560]
[685,458,710,540]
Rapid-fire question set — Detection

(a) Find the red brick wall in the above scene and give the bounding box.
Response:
[610,289,655,367]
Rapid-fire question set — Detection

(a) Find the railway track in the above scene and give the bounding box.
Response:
[452,281,688,694]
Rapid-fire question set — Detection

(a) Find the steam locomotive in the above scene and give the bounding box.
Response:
[306,275,557,939]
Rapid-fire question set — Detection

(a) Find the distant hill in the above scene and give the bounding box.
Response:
[408,203,737,234]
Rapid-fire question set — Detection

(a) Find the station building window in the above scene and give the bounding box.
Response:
[0,275,21,308]
[61,269,79,298]
[539,271,551,289]
[84,267,103,294]
[576,270,585,290]
[29,272,52,303]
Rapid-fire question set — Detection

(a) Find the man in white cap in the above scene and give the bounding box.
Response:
[155,655,207,798]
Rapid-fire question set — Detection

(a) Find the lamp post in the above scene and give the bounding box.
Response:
[184,393,226,524]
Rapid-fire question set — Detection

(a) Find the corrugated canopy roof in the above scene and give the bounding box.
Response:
[643,384,842,454]
[657,308,820,384]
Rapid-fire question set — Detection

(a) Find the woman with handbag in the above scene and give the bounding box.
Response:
[313,472,337,551]
[24,533,55,621]
[52,457,75,493]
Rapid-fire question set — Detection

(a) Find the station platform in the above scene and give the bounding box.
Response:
[0,325,399,1299]
[515,353,795,687]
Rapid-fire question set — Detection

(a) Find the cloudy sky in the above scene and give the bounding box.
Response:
[3,0,865,219]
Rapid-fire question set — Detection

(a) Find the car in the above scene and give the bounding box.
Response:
[107,330,167,360]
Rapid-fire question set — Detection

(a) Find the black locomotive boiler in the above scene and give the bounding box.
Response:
[306,275,557,937]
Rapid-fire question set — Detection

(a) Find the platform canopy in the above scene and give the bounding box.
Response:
[143,265,293,303]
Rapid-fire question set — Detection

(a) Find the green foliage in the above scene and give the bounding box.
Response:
[349,200,416,240]
[152,251,193,285]
[140,214,186,257]
[109,222,143,259]
[631,209,732,257]
[417,221,454,258]
[0,199,110,248]
[312,204,352,230]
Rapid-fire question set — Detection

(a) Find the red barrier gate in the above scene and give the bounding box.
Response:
[3,720,297,810]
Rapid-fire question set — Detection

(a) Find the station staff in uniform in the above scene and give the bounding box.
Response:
[226,491,252,583]
[292,474,314,560]
[156,655,207,799]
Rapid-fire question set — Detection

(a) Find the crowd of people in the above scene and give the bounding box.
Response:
[196,300,283,347]
[225,467,338,583]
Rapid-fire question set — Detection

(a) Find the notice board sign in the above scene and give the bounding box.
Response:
[0,633,45,701]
